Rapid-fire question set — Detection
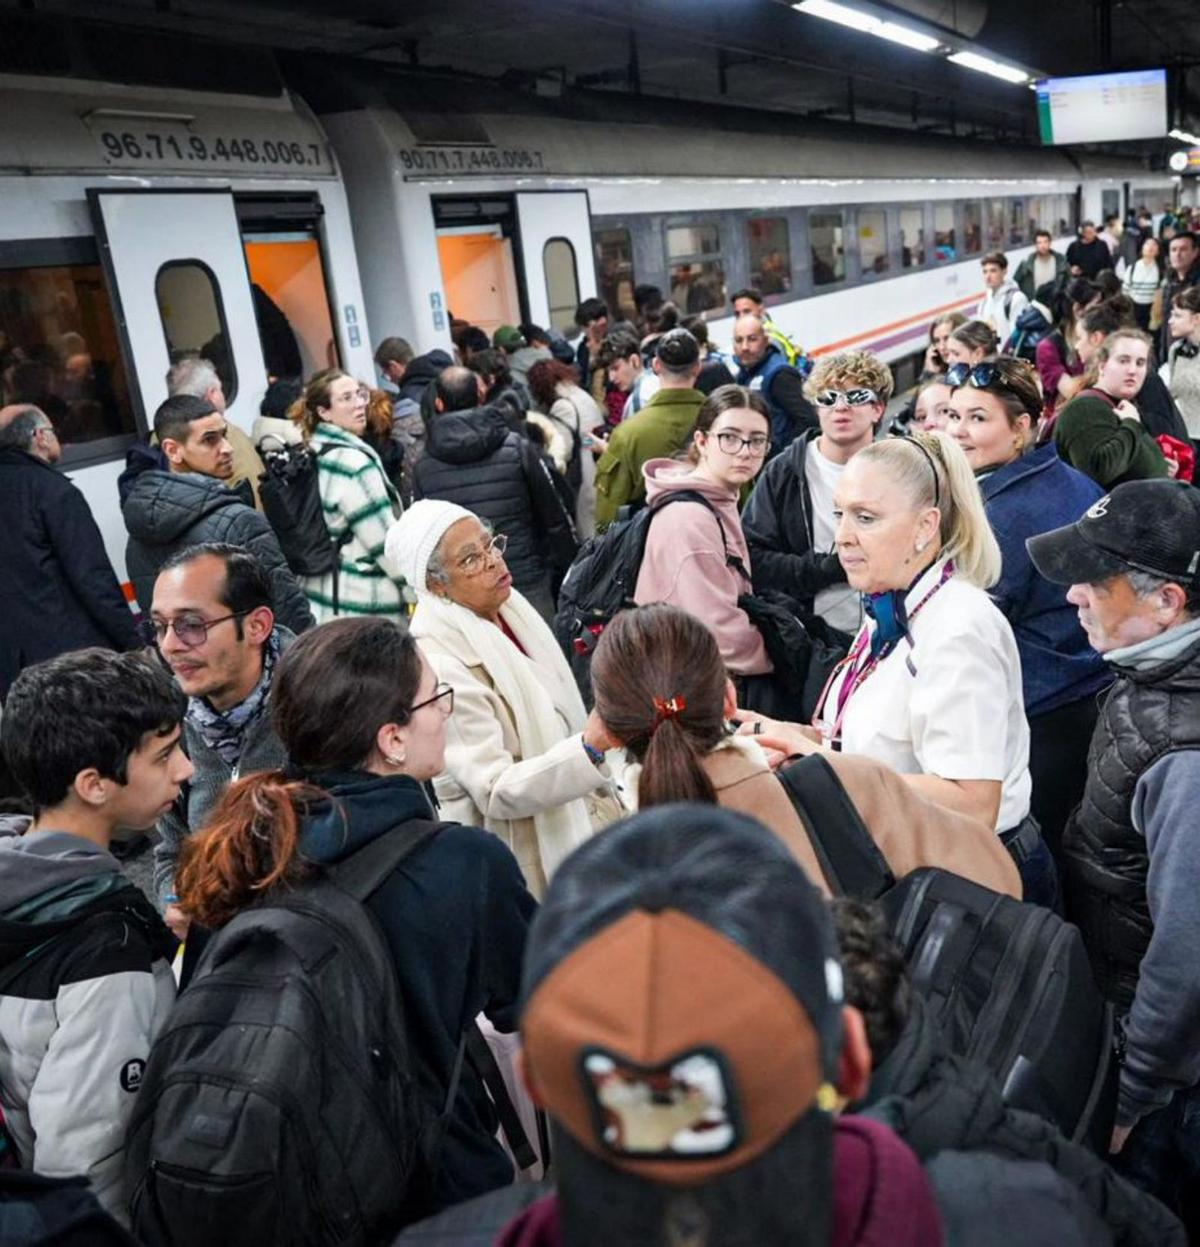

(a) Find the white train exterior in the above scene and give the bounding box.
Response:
[0,66,1177,589]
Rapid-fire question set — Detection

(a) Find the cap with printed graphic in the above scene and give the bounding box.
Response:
[1027,479,1200,588]
[520,804,844,1229]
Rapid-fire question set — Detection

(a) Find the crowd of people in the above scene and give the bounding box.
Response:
[2,211,1200,1246]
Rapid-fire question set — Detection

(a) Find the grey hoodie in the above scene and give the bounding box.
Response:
[0,817,175,1224]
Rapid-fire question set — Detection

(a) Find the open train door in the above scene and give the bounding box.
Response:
[515,191,597,336]
[87,189,266,436]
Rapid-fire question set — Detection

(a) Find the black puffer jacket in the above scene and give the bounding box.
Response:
[121,460,314,634]
[0,449,139,699]
[864,996,1183,1247]
[741,428,847,612]
[414,404,577,597]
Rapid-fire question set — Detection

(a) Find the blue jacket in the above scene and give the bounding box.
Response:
[983,443,1111,717]
[735,343,813,452]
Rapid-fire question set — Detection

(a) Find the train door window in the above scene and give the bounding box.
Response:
[933,203,957,262]
[594,227,637,321]
[1101,189,1120,222]
[963,202,983,255]
[1008,200,1026,245]
[746,217,792,296]
[238,196,339,381]
[0,244,136,461]
[154,261,236,401]
[1027,196,1045,239]
[666,221,726,314]
[858,209,889,276]
[809,211,845,286]
[901,207,925,269]
[436,226,521,337]
[543,238,579,334]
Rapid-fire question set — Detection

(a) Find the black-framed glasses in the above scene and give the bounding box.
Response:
[945,362,1001,390]
[714,431,771,457]
[456,533,508,577]
[410,682,454,715]
[815,388,879,408]
[140,611,249,649]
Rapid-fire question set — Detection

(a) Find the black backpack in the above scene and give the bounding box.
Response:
[778,755,1116,1152]
[258,442,352,591]
[1006,303,1053,363]
[125,822,451,1246]
[553,491,743,705]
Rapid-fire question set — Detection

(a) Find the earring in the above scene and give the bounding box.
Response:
[916,542,927,553]
[386,754,406,768]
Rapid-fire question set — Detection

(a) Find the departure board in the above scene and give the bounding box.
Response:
[1036,69,1167,145]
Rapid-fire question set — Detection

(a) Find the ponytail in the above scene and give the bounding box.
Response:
[637,717,718,809]
[175,771,322,929]
[856,432,1001,590]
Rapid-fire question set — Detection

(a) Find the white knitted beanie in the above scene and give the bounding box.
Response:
[384,500,477,594]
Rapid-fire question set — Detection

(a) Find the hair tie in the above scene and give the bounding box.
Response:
[651,695,687,730]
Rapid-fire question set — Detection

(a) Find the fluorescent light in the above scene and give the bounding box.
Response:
[794,1,939,52]
[948,50,1029,85]
[1170,128,1200,146]
[876,21,941,52]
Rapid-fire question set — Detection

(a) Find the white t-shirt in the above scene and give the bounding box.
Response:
[804,443,862,634]
[822,561,1031,833]
[1033,255,1058,294]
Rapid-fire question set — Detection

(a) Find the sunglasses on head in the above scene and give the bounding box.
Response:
[945,362,1001,390]
[815,388,879,408]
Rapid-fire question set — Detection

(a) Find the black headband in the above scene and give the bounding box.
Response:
[906,436,941,510]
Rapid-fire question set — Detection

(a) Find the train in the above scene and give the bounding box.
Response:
[0,56,1180,584]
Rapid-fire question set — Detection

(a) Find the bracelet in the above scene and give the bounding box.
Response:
[582,739,605,767]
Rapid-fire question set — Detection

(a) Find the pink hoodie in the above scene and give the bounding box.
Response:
[633,458,772,675]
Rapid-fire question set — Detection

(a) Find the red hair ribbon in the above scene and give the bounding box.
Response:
[652,695,687,728]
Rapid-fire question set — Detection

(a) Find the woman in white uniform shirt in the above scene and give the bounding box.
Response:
[746,430,1054,908]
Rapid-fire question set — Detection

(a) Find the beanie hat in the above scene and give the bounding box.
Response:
[385,499,476,594]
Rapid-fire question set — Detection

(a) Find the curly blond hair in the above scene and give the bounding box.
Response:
[805,350,895,403]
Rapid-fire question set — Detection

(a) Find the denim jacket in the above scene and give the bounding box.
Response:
[983,443,1112,717]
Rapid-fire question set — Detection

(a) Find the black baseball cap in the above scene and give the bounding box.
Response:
[520,805,844,1240]
[1027,479,1200,587]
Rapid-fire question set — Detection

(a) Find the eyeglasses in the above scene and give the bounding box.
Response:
[410,682,454,715]
[140,611,249,649]
[945,362,1001,390]
[815,388,879,408]
[456,533,508,577]
[713,431,771,457]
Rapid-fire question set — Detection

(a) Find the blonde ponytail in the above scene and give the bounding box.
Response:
[856,432,1001,590]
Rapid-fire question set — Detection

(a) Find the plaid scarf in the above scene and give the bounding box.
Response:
[187,631,280,767]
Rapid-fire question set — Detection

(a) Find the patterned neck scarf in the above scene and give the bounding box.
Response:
[187,631,280,767]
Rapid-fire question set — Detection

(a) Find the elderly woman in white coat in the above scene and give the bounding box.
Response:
[386,500,623,897]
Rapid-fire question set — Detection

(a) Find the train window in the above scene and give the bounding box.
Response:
[858,210,889,275]
[985,200,1006,250]
[1008,200,1026,245]
[1027,196,1044,239]
[0,260,136,456]
[155,262,237,402]
[963,203,983,255]
[933,204,957,262]
[1132,187,1175,216]
[594,227,637,322]
[667,223,721,259]
[809,211,845,286]
[543,238,580,334]
[901,208,925,269]
[1101,189,1121,222]
[746,217,792,296]
[667,220,726,313]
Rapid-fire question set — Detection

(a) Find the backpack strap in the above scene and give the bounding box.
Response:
[464,1024,539,1171]
[328,819,445,901]
[652,490,750,580]
[777,755,895,899]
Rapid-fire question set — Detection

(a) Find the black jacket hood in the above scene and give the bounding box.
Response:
[399,350,455,402]
[122,469,244,546]
[424,404,512,466]
[117,442,169,505]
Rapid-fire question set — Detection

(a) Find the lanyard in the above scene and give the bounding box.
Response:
[813,561,955,748]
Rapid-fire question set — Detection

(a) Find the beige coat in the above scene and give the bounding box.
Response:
[418,623,624,898]
[699,738,1021,899]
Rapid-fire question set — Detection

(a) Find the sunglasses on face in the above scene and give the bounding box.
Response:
[815,388,879,408]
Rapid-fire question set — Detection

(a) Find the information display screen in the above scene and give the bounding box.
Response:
[1036,69,1167,145]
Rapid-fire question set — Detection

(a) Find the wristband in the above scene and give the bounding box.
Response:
[582,738,605,767]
